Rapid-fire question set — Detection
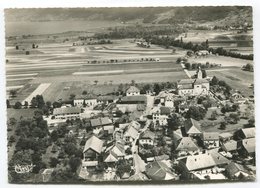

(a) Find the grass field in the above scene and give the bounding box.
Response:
[189,54,253,67]
[7,108,36,119]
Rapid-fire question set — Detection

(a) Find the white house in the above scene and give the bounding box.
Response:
[73,98,97,108]
[201,132,220,149]
[126,86,140,96]
[152,106,171,126]
[139,130,156,146]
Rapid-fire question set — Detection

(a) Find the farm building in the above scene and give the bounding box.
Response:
[82,135,104,169]
[53,106,81,119]
[183,118,202,137]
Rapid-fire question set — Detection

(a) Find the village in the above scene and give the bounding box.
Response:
[5,7,255,184]
[7,60,255,182]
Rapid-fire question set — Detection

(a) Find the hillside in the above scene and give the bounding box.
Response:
[5,6,252,26]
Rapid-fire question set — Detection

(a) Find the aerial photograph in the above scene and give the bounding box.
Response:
[5,7,255,183]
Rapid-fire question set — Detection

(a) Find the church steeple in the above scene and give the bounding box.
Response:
[197,66,202,79]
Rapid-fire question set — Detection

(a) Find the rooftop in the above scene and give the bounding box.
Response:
[90,117,112,127]
[83,135,104,154]
[53,107,81,115]
[202,132,219,141]
[126,86,140,93]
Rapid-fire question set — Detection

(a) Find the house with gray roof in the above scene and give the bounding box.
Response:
[201,132,219,149]
[83,135,104,165]
[174,137,200,157]
[183,118,202,137]
[178,152,230,179]
[126,86,140,96]
[53,106,81,119]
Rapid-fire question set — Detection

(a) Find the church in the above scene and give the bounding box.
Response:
[177,67,210,96]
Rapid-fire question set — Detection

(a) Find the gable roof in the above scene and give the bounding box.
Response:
[120,96,147,103]
[226,162,249,177]
[219,132,233,139]
[140,130,156,140]
[175,137,199,151]
[126,86,140,93]
[241,138,255,153]
[221,140,238,152]
[124,126,139,140]
[83,135,104,154]
[53,107,81,115]
[184,118,202,135]
[160,107,171,115]
[145,161,177,180]
[182,152,230,171]
[90,117,112,127]
[202,132,219,141]
[241,128,255,139]
[194,79,209,85]
[173,129,184,142]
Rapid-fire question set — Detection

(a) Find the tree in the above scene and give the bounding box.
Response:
[25,51,30,55]
[116,159,131,178]
[131,80,136,86]
[210,110,218,120]
[49,157,59,168]
[220,121,226,130]
[69,94,76,100]
[69,157,81,173]
[14,102,22,109]
[82,90,87,95]
[53,101,62,108]
[50,130,59,142]
[10,90,17,98]
[186,106,207,121]
[167,113,181,130]
[94,80,98,85]
[211,76,219,86]
[32,43,36,49]
[248,117,255,127]
[185,62,191,70]
[6,99,11,108]
[15,45,19,50]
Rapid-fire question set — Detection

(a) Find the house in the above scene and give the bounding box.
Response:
[123,125,139,144]
[173,128,184,142]
[117,96,147,112]
[104,141,125,165]
[221,140,238,154]
[128,120,142,131]
[119,95,147,104]
[219,132,233,143]
[90,117,113,135]
[177,68,209,96]
[165,95,175,108]
[226,162,250,179]
[152,106,171,126]
[178,152,230,179]
[174,137,200,157]
[201,132,219,149]
[139,130,156,146]
[126,86,140,96]
[73,97,97,108]
[82,135,104,169]
[183,118,202,137]
[145,161,179,180]
[53,106,81,120]
[129,172,149,181]
[234,128,255,140]
[97,95,118,105]
[238,138,255,157]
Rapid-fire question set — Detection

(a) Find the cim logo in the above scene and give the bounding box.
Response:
[14,164,35,173]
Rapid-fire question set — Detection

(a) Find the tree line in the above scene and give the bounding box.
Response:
[145,36,253,60]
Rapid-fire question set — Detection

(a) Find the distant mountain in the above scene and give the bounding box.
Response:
[5,6,252,26]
